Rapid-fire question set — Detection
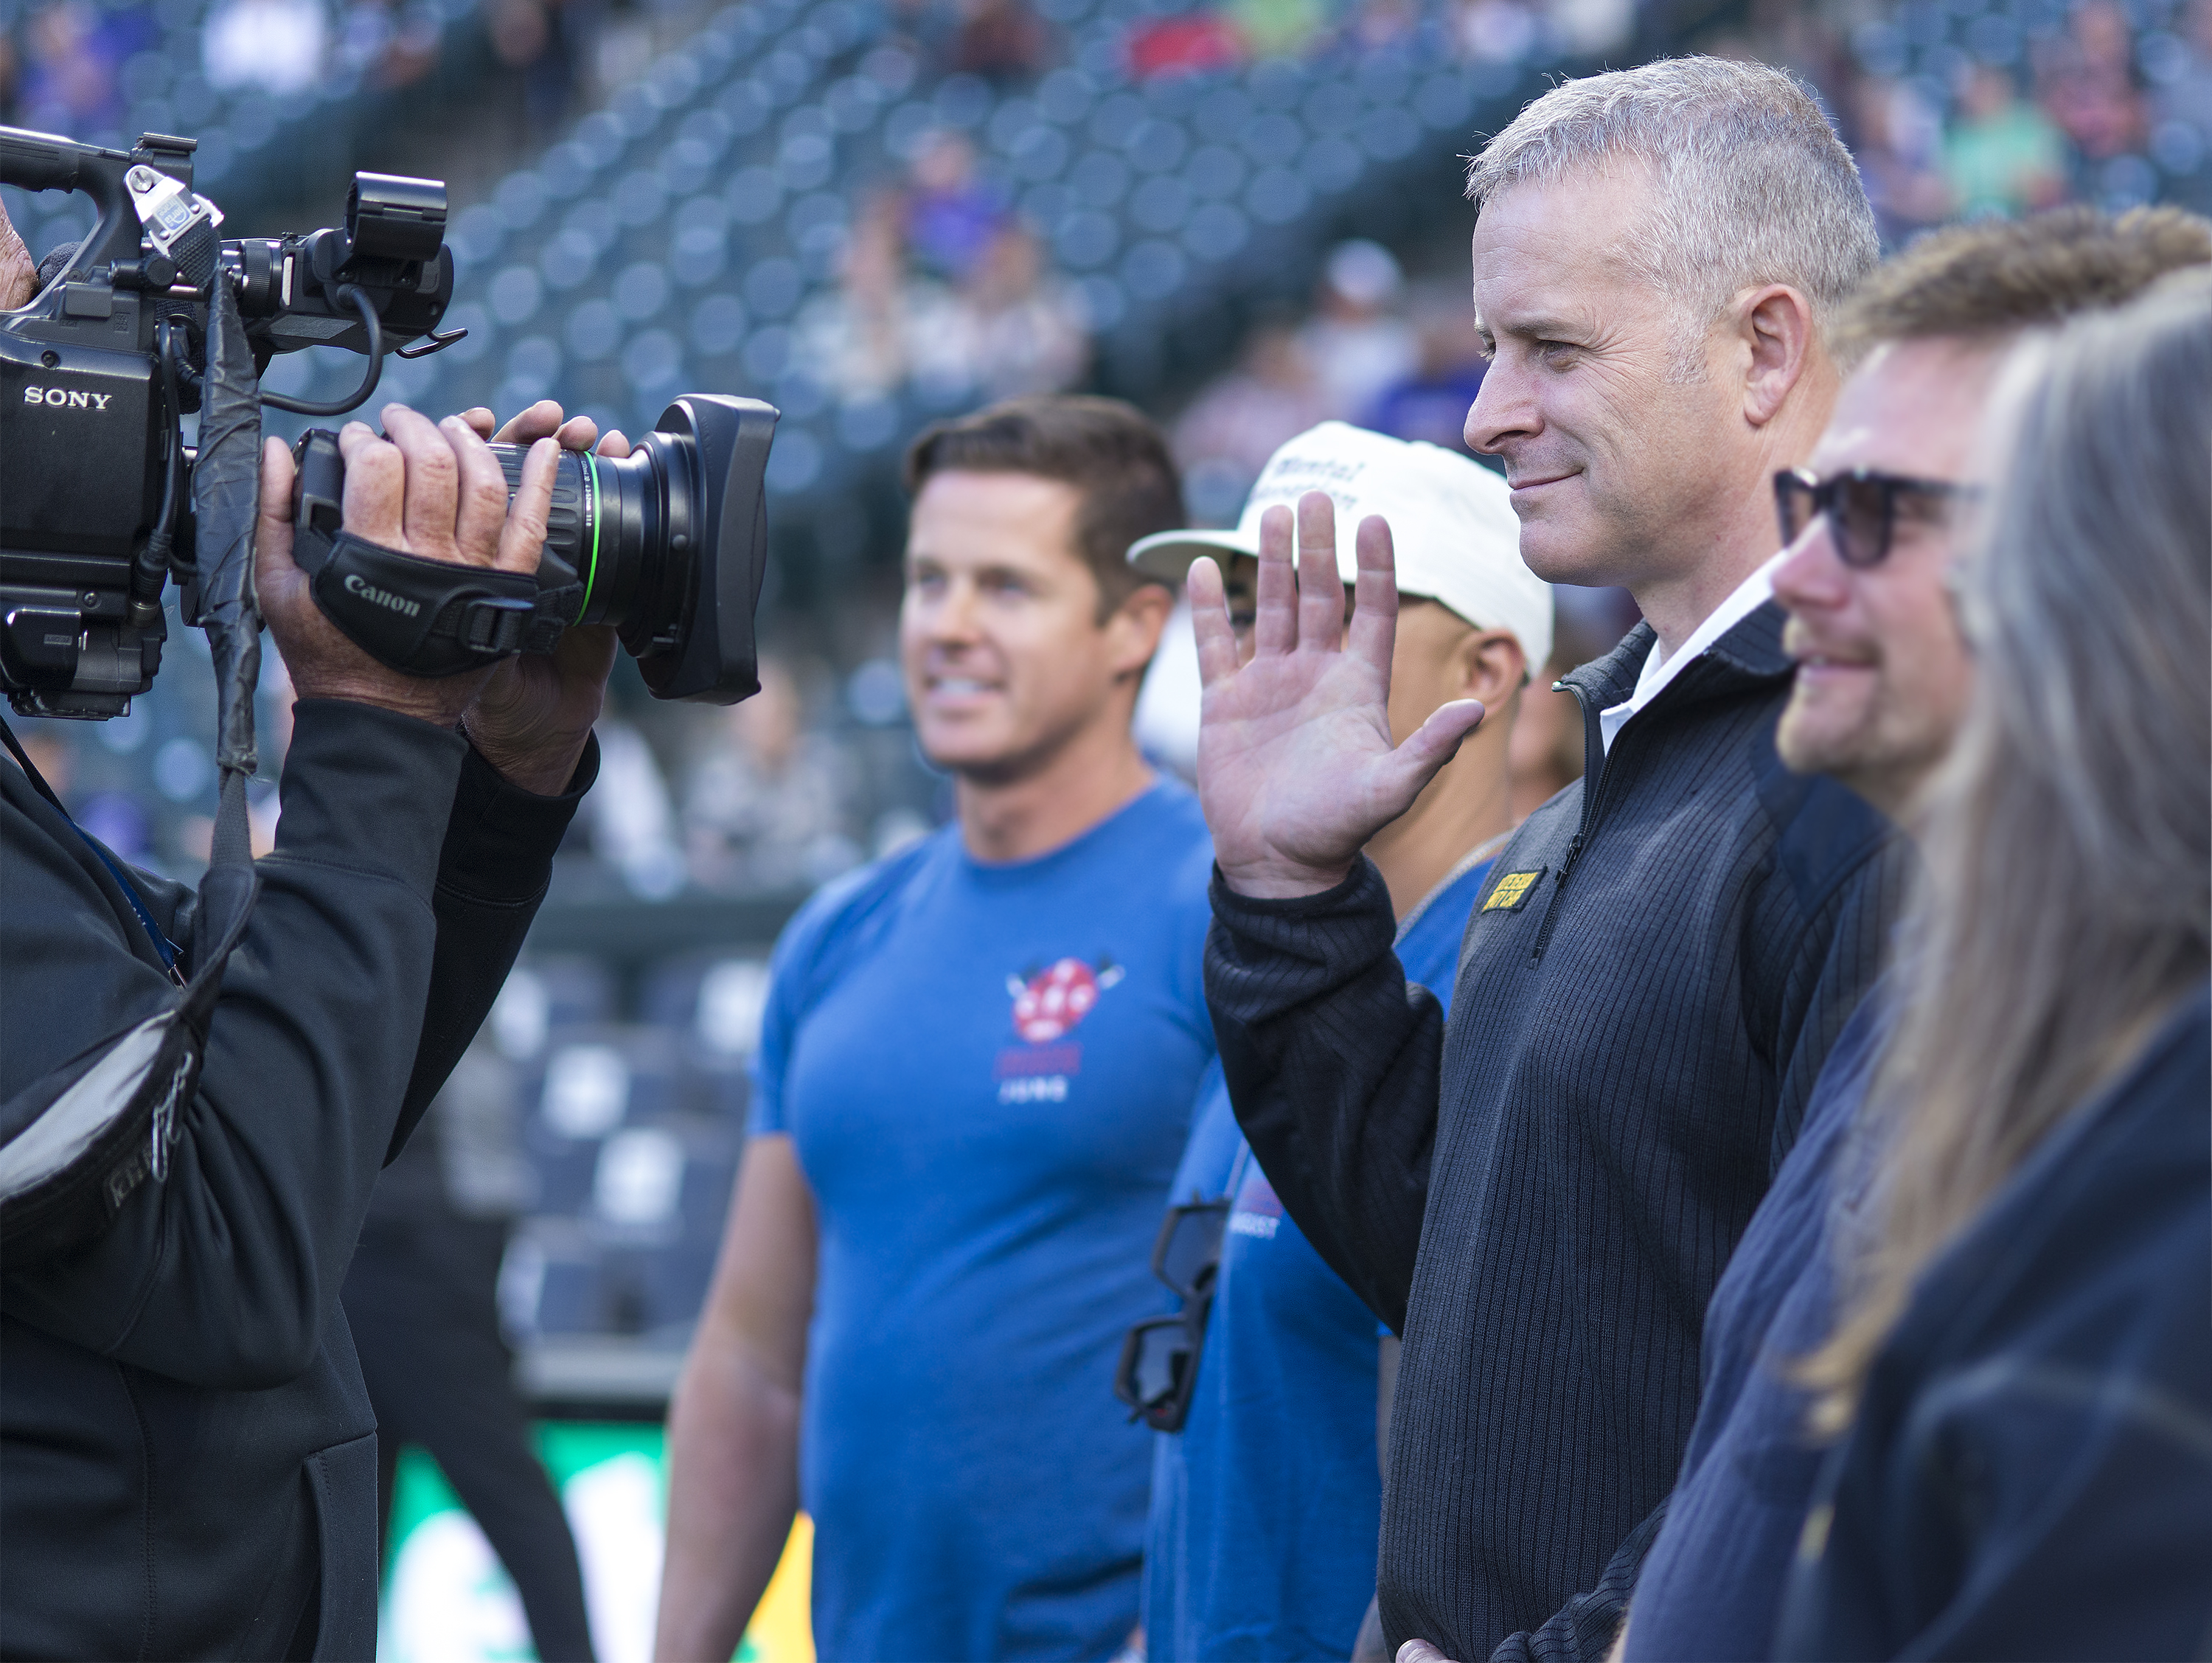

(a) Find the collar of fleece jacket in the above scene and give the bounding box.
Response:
[1558,601,1795,729]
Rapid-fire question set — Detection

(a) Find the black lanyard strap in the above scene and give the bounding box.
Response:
[1,717,184,982]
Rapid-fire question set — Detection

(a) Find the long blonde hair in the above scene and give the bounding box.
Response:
[1804,271,2212,1431]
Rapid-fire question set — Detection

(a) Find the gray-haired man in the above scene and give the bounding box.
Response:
[1189,59,1900,1662]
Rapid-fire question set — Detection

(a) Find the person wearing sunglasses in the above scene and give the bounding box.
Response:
[1115,424,1551,1663]
[1587,207,2212,1663]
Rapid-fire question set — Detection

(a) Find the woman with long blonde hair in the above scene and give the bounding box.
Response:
[1777,271,2211,1659]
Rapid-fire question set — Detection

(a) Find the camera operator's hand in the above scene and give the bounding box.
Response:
[451,400,631,795]
[0,197,38,310]
[1192,492,1486,898]
[256,403,560,730]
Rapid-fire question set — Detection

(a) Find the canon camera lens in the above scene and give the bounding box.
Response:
[294,394,779,704]
[491,395,778,703]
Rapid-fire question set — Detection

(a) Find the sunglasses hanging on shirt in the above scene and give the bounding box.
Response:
[1114,1196,1230,1433]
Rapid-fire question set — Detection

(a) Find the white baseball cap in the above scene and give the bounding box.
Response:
[1130,421,1553,667]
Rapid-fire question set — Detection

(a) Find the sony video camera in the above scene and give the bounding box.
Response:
[1,124,779,718]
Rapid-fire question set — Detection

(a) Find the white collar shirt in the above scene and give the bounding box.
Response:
[1599,549,1790,754]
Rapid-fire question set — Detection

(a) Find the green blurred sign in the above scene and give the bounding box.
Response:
[378,1423,812,1663]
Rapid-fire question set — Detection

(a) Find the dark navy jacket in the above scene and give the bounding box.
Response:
[1,702,588,1660]
[1622,985,1889,1662]
[1776,982,2212,1662]
[1206,605,1902,1662]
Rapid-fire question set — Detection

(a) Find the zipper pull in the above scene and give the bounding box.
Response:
[1556,833,1584,885]
[1530,834,1583,964]
[148,1051,190,1183]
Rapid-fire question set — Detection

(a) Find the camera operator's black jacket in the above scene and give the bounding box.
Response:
[1205,606,1902,1663]
[0,700,593,1662]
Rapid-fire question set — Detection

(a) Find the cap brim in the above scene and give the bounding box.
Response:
[1126,527,1261,584]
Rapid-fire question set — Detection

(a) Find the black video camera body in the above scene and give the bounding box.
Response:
[2,123,779,718]
[1,125,459,717]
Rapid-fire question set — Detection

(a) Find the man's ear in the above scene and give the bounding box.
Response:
[1456,628,1528,709]
[1106,582,1176,680]
[1736,282,1819,428]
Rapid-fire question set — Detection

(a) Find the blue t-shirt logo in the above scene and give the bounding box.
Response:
[1228,1163,1283,1241]
[997,955,1127,1103]
[1006,955,1124,1042]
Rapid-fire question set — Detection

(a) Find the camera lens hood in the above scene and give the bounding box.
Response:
[631,395,779,705]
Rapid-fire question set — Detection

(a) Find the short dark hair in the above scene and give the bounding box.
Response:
[1834,205,2211,363]
[903,395,1186,621]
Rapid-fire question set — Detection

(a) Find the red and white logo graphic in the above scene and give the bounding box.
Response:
[1006,957,1125,1044]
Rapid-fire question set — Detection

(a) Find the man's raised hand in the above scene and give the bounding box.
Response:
[1191,490,1485,898]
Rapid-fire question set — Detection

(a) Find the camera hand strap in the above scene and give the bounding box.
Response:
[291,523,572,678]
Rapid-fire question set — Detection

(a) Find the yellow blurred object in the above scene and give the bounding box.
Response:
[738,1515,814,1663]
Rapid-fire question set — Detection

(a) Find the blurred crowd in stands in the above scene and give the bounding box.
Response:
[10,0,2209,912]
[8,0,2205,467]
[797,130,1093,404]
[1724,0,2212,235]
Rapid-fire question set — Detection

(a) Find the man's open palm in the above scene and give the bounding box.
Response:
[1193,491,1485,898]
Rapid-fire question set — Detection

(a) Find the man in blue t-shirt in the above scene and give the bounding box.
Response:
[1121,424,1554,1662]
[655,397,1217,1663]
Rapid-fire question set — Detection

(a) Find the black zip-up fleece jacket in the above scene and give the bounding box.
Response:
[1,701,591,1661]
[1206,604,1902,1663]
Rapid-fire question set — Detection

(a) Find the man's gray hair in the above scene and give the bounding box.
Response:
[1467,57,1880,366]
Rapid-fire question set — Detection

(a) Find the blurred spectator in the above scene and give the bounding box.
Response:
[1454,0,1540,64]
[330,0,441,89]
[951,0,1048,83]
[15,1,141,135]
[682,657,861,895]
[1172,322,1331,519]
[2154,0,2212,130]
[1364,288,1489,452]
[889,0,961,66]
[1232,0,1326,58]
[1851,75,1951,246]
[1127,12,1244,77]
[936,223,1090,400]
[14,728,73,804]
[905,130,1009,282]
[799,193,960,401]
[1942,64,2068,219]
[344,1043,597,1663]
[488,0,592,136]
[203,0,326,94]
[1298,240,1419,418]
[1343,0,1419,54]
[2037,0,2146,164]
[1548,0,1632,55]
[2150,0,2212,210]
[583,718,685,899]
[77,791,153,864]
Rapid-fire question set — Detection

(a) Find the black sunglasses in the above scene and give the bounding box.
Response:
[1113,1198,1229,1433]
[1773,468,1981,569]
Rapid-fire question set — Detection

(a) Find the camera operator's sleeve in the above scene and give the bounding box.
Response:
[0,700,590,1389]
[1206,855,1441,1336]
[390,718,599,1162]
